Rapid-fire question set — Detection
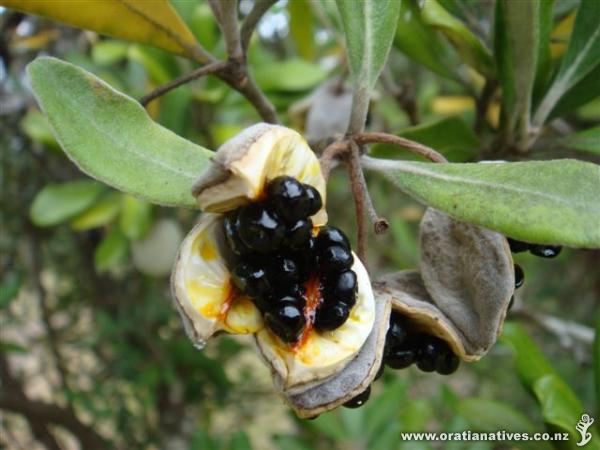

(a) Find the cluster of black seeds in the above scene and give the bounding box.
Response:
[342,311,459,410]
[222,176,358,344]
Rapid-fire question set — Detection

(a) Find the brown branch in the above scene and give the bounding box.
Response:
[140,61,227,106]
[240,0,277,53]
[355,132,448,163]
[347,141,368,266]
[208,0,243,60]
[319,140,349,180]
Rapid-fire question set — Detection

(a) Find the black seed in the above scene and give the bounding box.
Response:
[387,312,409,345]
[270,294,306,312]
[323,270,357,306]
[265,302,306,343]
[222,210,252,256]
[374,364,384,380]
[343,386,371,409]
[304,185,323,216]
[267,256,300,287]
[231,262,270,298]
[315,226,350,252]
[314,302,350,331]
[318,245,353,274]
[267,176,311,222]
[284,218,313,249]
[385,346,416,370]
[290,237,317,278]
[435,349,460,375]
[416,336,444,373]
[507,237,529,253]
[238,203,285,252]
[514,264,525,289]
[529,244,562,258]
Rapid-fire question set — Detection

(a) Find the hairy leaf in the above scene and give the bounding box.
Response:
[0,0,204,60]
[533,0,600,125]
[30,181,105,227]
[362,157,600,248]
[421,0,494,78]
[27,57,212,208]
[335,0,401,89]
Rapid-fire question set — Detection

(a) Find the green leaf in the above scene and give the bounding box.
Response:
[563,126,600,155]
[533,0,556,103]
[362,157,600,248]
[533,0,600,125]
[421,0,494,78]
[119,195,153,240]
[254,59,327,92]
[549,64,600,119]
[30,181,105,227]
[91,40,129,66]
[20,110,60,151]
[307,412,347,441]
[533,375,600,449]
[0,341,28,354]
[289,0,315,60]
[27,57,212,208]
[0,272,21,309]
[0,0,204,60]
[494,0,540,145]
[500,322,557,389]
[228,431,252,450]
[394,0,459,80]
[335,0,402,89]
[596,314,600,414]
[364,378,406,439]
[70,192,122,231]
[94,229,128,272]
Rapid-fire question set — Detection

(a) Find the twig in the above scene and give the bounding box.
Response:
[355,132,448,163]
[240,0,278,53]
[119,0,213,63]
[347,141,368,265]
[319,140,349,180]
[140,61,227,106]
[208,0,243,60]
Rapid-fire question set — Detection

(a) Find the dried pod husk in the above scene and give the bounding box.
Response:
[419,208,514,358]
[255,254,376,391]
[171,213,263,348]
[279,292,391,418]
[192,123,327,226]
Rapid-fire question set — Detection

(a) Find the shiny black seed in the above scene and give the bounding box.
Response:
[529,244,562,258]
[416,336,444,373]
[314,302,350,331]
[267,256,300,287]
[290,237,317,278]
[284,218,313,249]
[507,238,530,253]
[267,176,311,222]
[387,312,409,345]
[343,386,371,409]
[435,349,460,375]
[304,185,323,216]
[238,203,285,252]
[374,363,385,380]
[315,226,350,251]
[323,270,357,306]
[385,346,416,370]
[318,245,353,274]
[265,302,306,343]
[231,263,270,298]
[514,264,525,289]
[222,211,252,255]
[270,294,306,311]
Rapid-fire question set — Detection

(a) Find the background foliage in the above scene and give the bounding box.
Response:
[0,0,599,449]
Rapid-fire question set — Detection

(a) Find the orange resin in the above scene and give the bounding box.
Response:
[292,276,322,352]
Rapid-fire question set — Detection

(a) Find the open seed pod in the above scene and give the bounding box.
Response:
[192,123,327,227]
[374,208,514,361]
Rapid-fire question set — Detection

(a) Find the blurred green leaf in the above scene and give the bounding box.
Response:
[0,0,203,59]
[70,192,122,230]
[421,0,494,78]
[20,109,61,151]
[335,0,402,89]
[119,195,153,240]
[364,158,600,248]
[91,40,129,66]
[190,430,220,450]
[157,86,192,136]
[533,375,599,449]
[254,59,327,92]
[596,314,600,413]
[94,228,128,272]
[189,3,218,51]
[364,378,406,439]
[562,126,600,155]
[228,431,252,450]
[308,412,347,441]
[289,0,315,60]
[27,57,212,208]
[272,435,313,450]
[549,64,600,119]
[0,341,28,354]
[30,181,105,227]
[394,0,458,80]
[128,45,179,85]
[533,0,600,125]
[494,0,539,144]
[0,272,21,309]
[500,322,557,389]
[533,0,556,103]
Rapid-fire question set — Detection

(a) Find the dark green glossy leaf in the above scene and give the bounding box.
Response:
[363,157,600,248]
[27,57,212,208]
[335,0,401,89]
[30,181,105,227]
